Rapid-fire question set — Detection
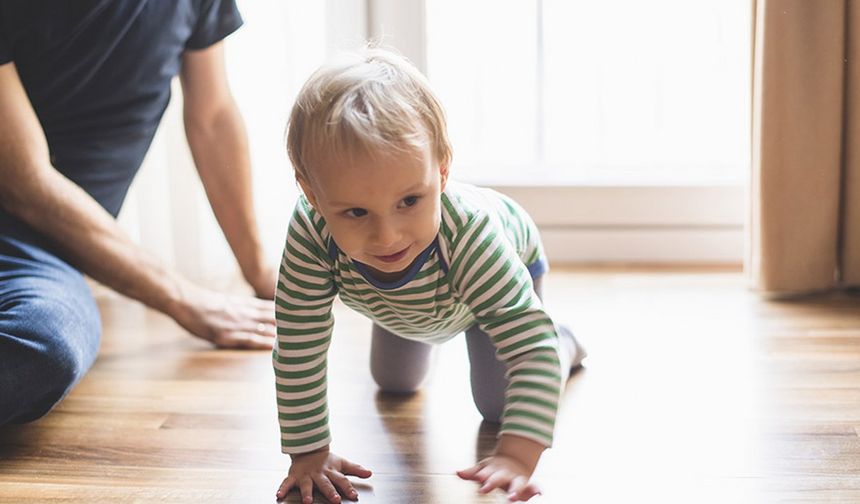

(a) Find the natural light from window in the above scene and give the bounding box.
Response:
[426,0,751,185]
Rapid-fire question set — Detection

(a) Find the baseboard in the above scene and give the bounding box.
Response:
[488,184,745,264]
[540,227,743,264]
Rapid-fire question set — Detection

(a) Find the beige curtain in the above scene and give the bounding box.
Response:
[749,0,860,294]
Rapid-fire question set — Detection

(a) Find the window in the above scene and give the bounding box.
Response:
[121,1,749,279]
[425,0,751,186]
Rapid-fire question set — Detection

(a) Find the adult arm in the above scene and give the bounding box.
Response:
[0,61,274,349]
[180,42,275,298]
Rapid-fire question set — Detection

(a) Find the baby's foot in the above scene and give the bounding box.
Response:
[557,324,587,374]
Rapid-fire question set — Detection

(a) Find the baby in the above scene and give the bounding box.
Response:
[273,48,585,504]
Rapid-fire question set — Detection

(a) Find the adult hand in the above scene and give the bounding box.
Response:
[277,446,372,503]
[168,278,276,349]
[457,454,542,502]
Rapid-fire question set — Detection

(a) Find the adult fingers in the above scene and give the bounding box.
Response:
[214,331,273,350]
[252,306,276,324]
[325,469,359,501]
[255,317,277,330]
[244,296,276,313]
[241,319,276,339]
[312,473,342,503]
[234,300,275,326]
[231,295,275,321]
[236,332,275,349]
[248,309,277,336]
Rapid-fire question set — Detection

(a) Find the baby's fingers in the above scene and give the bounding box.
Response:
[276,476,296,501]
[326,469,360,501]
[312,473,343,503]
[300,477,315,504]
[456,462,485,481]
[341,460,373,478]
[479,470,512,494]
[507,476,541,502]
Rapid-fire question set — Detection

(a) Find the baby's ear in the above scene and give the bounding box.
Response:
[296,176,320,209]
[439,164,450,191]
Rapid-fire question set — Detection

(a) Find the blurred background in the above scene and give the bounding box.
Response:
[120,0,751,285]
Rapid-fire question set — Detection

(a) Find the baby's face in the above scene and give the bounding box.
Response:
[299,146,447,281]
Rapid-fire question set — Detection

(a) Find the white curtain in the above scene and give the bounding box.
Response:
[117,1,366,285]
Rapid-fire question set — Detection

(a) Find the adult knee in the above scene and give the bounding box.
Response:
[0,297,101,425]
[10,344,84,423]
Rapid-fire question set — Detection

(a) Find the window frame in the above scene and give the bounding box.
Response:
[369,0,746,264]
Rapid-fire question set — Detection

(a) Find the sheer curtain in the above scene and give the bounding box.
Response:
[114,1,755,282]
[116,2,364,287]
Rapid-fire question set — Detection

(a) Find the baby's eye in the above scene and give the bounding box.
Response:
[401,195,419,208]
[345,208,367,218]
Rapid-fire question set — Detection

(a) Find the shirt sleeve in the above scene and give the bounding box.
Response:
[273,200,338,455]
[449,212,563,447]
[0,9,12,64]
[185,0,243,50]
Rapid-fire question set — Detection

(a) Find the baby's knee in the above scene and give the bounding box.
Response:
[369,325,432,393]
[472,391,504,423]
[371,365,425,393]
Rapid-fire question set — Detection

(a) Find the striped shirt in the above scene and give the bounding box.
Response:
[274,182,564,454]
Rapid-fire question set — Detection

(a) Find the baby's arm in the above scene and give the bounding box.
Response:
[449,215,563,501]
[457,434,544,501]
[273,204,371,503]
[456,339,561,502]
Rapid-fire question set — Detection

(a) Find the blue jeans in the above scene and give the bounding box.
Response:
[0,212,101,426]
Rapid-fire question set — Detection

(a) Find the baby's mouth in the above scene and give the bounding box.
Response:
[373,245,411,263]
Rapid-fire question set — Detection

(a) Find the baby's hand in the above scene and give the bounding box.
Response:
[277,447,372,503]
[457,455,542,502]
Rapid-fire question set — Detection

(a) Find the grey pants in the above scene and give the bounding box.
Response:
[370,277,547,423]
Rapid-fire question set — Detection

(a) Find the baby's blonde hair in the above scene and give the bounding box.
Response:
[286,47,452,183]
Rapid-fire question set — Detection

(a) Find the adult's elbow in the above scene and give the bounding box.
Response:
[183,97,235,140]
[0,158,47,218]
[0,168,25,214]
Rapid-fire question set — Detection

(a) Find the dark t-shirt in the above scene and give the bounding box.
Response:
[0,0,242,217]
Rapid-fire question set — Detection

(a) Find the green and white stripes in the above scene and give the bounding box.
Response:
[274,182,563,454]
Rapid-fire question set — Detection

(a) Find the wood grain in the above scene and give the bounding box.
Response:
[1,267,859,503]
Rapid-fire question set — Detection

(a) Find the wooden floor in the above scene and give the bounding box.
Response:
[1,267,860,503]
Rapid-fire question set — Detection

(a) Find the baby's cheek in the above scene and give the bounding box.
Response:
[425,207,442,233]
[330,229,363,255]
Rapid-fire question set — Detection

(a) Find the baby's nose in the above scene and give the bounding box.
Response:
[371,222,400,247]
